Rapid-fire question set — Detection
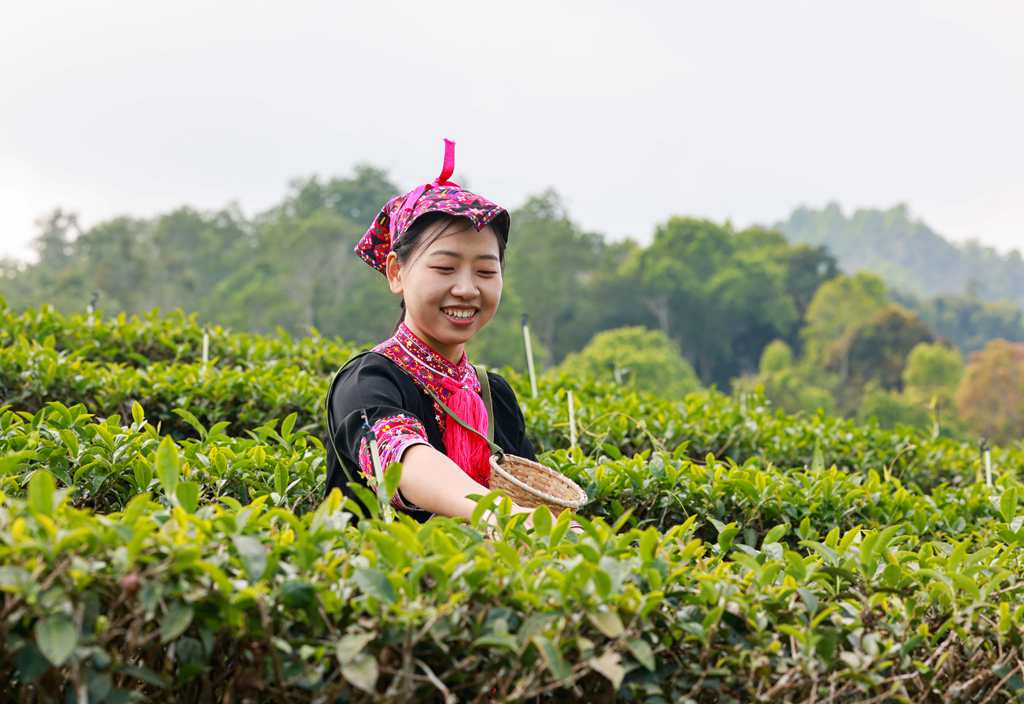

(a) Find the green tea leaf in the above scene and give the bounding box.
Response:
[718,523,740,552]
[626,637,655,671]
[274,463,288,497]
[341,653,378,694]
[531,505,552,538]
[353,568,395,603]
[155,436,179,497]
[35,615,77,666]
[281,580,317,610]
[1000,487,1018,524]
[811,442,825,471]
[531,635,571,681]
[639,527,658,562]
[588,609,624,638]
[336,632,375,663]
[382,462,403,503]
[280,412,297,440]
[589,650,626,689]
[119,665,167,688]
[172,408,207,439]
[28,470,56,517]
[232,535,268,581]
[763,524,788,546]
[470,490,504,529]
[176,481,200,513]
[159,603,194,643]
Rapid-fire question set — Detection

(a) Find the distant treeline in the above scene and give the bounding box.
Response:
[777,202,1024,309]
[2,167,1023,405]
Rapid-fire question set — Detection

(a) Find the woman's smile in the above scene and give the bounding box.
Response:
[441,306,480,326]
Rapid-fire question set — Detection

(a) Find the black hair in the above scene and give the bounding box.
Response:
[390,212,508,332]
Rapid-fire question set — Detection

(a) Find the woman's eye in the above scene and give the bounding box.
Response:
[478,270,498,277]
[431,266,455,273]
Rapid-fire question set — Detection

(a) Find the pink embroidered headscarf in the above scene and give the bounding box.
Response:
[354,139,511,274]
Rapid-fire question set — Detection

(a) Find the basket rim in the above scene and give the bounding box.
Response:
[489,454,588,509]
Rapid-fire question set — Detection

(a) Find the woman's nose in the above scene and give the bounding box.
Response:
[450,271,479,298]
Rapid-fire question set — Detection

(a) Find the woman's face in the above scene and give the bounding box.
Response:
[386,219,503,363]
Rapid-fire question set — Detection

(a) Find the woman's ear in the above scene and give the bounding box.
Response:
[384,252,403,295]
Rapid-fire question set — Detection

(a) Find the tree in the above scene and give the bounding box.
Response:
[802,273,889,364]
[826,306,934,411]
[902,342,964,405]
[558,326,700,400]
[502,190,604,364]
[73,217,152,313]
[955,340,1024,444]
[32,209,80,268]
[734,339,837,415]
[900,292,1024,356]
[759,340,794,374]
[274,165,399,226]
[621,218,799,386]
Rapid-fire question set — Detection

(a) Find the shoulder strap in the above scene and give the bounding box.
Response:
[424,384,505,461]
[323,349,375,486]
[474,363,494,444]
[329,350,505,464]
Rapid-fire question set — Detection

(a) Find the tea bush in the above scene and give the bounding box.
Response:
[2,306,1024,702]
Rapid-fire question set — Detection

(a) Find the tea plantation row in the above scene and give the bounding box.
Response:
[3,329,1022,492]
[3,470,1024,702]
[2,306,1024,702]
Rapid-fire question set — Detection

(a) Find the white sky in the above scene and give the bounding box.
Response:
[2,1,1022,261]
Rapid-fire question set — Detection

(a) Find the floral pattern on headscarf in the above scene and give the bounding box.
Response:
[354,139,510,274]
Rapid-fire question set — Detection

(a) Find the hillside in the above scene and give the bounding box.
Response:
[775,203,1024,308]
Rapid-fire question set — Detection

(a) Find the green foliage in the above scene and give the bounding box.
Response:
[619,218,806,385]
[955,339,1024,445]
[738,340,837,416]
[558,326,700,399]
[802,272,889,364]
[826,305,934,412]
[903,342,964,405]
[501,190,606,362]
[759,339,794,374]
[856,383,932,431]
[3,305,1024,700]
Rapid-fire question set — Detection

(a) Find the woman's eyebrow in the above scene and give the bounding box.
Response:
[429,250,500,262]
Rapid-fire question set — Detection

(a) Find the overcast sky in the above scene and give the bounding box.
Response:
[2,1,1022,262]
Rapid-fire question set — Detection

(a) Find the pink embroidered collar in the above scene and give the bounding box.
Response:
[373,322,481,400]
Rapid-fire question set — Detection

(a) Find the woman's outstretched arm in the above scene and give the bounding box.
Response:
[398,444,531,524]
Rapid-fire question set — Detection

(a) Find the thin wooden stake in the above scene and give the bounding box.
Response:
[567,390,577,450]
[86,292,98,327]
[521,314,537,399]
[200,329,210,382]
[985,447,993,488]
[363,411,394,522]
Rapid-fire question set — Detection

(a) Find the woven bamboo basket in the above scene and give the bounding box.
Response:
[489,454,588,512]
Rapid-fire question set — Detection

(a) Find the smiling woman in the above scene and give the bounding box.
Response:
[325,140,539,528]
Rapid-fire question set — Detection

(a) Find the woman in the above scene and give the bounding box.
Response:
[325,139,538,526]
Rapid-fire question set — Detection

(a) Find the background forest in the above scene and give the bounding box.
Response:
[3,165,1024,443]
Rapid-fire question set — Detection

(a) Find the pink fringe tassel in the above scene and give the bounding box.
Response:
[440,381,492,487]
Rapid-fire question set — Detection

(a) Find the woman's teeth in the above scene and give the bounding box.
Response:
[442,308,476,319]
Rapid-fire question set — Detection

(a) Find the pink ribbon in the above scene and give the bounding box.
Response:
[394,138,459,234]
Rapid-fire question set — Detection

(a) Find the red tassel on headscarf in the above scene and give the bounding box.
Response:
[439,376,492,486]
